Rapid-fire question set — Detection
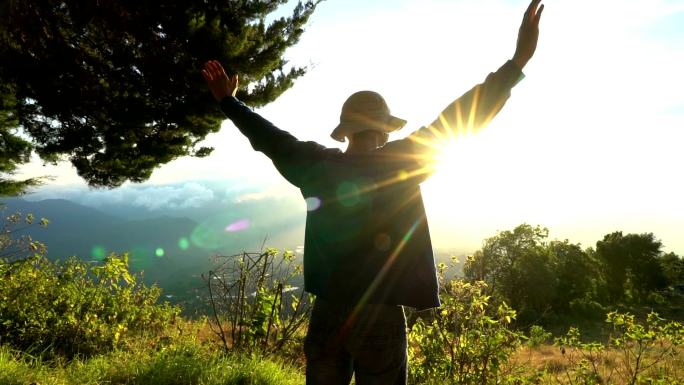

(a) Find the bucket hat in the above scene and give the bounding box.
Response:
[330,91,407,142]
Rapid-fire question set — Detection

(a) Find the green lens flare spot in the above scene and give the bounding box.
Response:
[178,237,190,250]
[336,181,361,207]
[129,247,152,270]
[91,245,106,260]
[155,248,165,257]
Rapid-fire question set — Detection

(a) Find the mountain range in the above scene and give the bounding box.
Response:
[0,196,305,311]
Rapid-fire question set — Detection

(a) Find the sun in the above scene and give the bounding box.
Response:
[418,132,512,223]
[425,135,495,186]
[416,125,568,249]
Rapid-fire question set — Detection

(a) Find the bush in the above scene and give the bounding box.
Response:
[527,325,552,348]
[646,291,667,306]
[0,253,179,358]
[555,311,684,385]
[568,297,606,320]
[0,211,48,263]
[203,248,312,356]
[408,280,526,384]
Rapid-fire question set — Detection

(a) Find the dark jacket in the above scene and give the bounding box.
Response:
[219,60,523,309]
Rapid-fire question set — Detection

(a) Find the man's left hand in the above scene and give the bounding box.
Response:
[512,0,544,70]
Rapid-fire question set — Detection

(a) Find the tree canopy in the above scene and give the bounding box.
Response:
[464,224,678,325]
[595,231,668,302]
[0,0,320,193]
[464,224,558,322]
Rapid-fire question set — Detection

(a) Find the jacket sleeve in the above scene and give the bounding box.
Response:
[382,60,524,181]
[219,96,330,188]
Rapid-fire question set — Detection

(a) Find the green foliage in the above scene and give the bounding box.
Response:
[554,327,607,385]
[567,297,606,321]
[555,311,683,385]
[527,325,552,348]
[0,253,179,358]
[0,82,45,196]
[0,0,321,188]
[464,224,679,325]
[463,224,556,322]
[0,210,49,262]
[408,280,526,384]
[464,224,599,324]
[608,312,683,385]
[550,240,602,311]
[595,232,668,303]
[204,248,312,355]
[659,252,684,285]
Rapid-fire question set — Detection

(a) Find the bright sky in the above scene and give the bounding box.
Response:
[17,0,684,254]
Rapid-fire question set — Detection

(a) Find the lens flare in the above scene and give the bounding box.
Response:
[178,237,190,250]
[225,219,250,232]
[305,196,322,211]
[155,248,165,257]
[91,245,106,260]
[341,217,424,334]
[129,247,153,270]
[336,181,361,207]
[191,214,242,249]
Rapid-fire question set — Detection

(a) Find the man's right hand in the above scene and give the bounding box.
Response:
[202,60,238,102]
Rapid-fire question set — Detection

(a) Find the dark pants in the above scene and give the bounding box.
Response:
[304,298,407,385]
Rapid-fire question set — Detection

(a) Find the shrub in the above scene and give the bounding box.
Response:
[203,248,312,355]
[568,297,605,320]
[0,211,48,262]
[555,311,683,385]
[646,291,667,306]
[528,325,552,348]
[408,280,526,384]
[0,253,179,358]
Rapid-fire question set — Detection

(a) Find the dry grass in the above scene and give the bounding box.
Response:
[510,343,684,384]
[512,344,570,374]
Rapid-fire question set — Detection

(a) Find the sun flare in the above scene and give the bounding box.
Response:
[419,132,513,224]
[426,134,496,185]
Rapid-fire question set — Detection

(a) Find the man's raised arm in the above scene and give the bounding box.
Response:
[201,60,329,187]
[407,0,543,148]
[201,60,295,156]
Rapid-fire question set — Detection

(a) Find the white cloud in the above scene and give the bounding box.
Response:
[128,182,215,210]
[232,183,299,203]
[25,182,216,211]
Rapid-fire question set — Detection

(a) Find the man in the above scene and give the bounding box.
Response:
[202,1,543,383]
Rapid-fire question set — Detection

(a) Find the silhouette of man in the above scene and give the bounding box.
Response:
[203,1,543,383]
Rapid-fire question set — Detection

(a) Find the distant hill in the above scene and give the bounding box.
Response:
[2,197,123,236]
[1,198,200,257]
[0,198,214,308]
[0,197,305,313]
[1,198,120,258]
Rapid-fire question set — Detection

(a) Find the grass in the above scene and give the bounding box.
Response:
[510,343,684,384]
[2,317,681,385]
[3,340,682,385]
[0,336,304,385]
